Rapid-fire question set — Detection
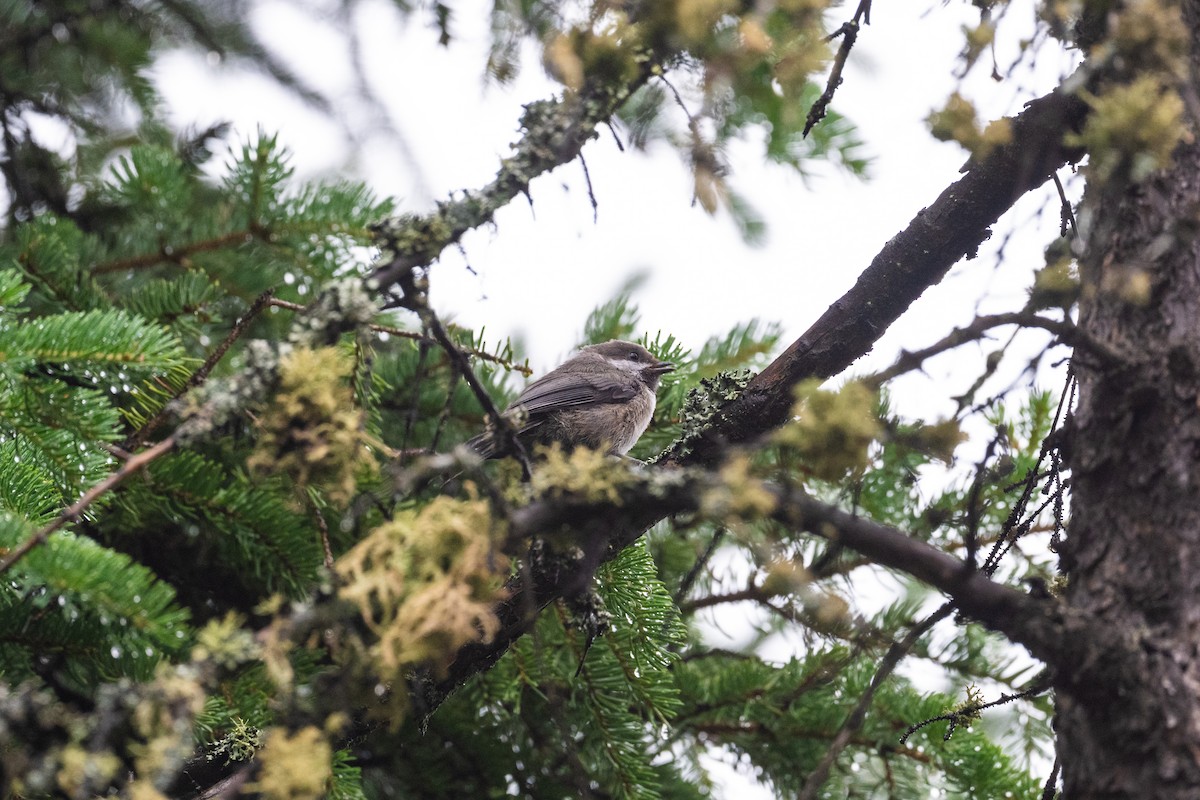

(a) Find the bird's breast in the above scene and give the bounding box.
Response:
[540,387,657,455]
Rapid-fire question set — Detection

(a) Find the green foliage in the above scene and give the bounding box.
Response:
[384,540,691,800]
[582,274,647,346]
[673,648,1044,798]
[106,451,324,599]
[0,3,1068,799]
[329,748,369,800]
[0,513,188,685]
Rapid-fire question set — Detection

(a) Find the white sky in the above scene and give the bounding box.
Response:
[155,0,1078,397]
[153,1,1078,794]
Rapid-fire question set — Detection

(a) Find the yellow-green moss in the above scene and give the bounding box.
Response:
[928,92,1013,158]
[531,443,635,505]
[1069,76,1187,184]
[55,745,121,796]
[248,346,371,506]
[700,456,777,521]
[192,611,259,669]
[775,380,882,481]
[243,726,332,800]
[336,495,508,693]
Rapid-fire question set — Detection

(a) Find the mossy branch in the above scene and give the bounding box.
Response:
[368,56,665,295]
[423,463,1102,714]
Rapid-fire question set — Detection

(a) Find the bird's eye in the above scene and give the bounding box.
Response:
[628,352,640,361]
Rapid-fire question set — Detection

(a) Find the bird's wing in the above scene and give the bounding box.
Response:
[510,370,640,416]
[464,418,544,458]
[465,370,638,458]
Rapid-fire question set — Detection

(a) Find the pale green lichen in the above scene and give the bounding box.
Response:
[288,278,380,348]
[243,726,332,800]
[336,494,508,721]
[247,346,371,506]
[654,369,753,463]
[775,379,882,481]
[180,338,283,442]
[209,717,263,763]
[951,683,986,729]
[1068,75,1188,184]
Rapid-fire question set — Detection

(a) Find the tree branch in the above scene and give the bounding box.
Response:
[426,466,1098,711]
[862,311,1121,389]
[799,602,953,800]
[368,59,662,295]
[123,289,276,449]
[265,297,532,374]
[422,78,1100,706]
[661,83,1090,467]
[0,435,178,575]
[804,0,872,137]
[769,487,1067,665]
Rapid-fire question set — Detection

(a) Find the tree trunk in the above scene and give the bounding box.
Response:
[1062,8,1200,793]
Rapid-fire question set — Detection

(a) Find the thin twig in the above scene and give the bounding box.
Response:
[0,435,178,576]
[91,230,254,275]
[425,309,532,480]
[1051,171,1077,238]
[657,75,720,211]
[604,120,625,152]
[658,75,698,129]
[580,153,598,223]
[309,492,334,571]
[864,312,1121,389]
[899,669,1053,744]
[963,428,1007,570]
[981,368,1076,577]
[673,527,727,604]
[265,298,531,375]
[679,583,760,613]
[804,0,872,137]
[798,602,953,800]
[124,288,276,449]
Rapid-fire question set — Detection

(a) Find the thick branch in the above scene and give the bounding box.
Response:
[428,469,1102,710]
[772,488,1066,664]
[661,84,1089,466]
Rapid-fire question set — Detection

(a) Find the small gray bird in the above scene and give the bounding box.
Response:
[467,340,675,459]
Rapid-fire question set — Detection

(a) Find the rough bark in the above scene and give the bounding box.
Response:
[1061,5,1200,792]
[662,87,1088,466]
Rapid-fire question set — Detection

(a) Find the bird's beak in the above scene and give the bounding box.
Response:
[648,360,675,376]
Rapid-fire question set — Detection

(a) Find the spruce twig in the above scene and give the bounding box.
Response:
[0,435,178,576]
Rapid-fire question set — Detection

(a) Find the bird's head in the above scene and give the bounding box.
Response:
[583,340,675,390]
